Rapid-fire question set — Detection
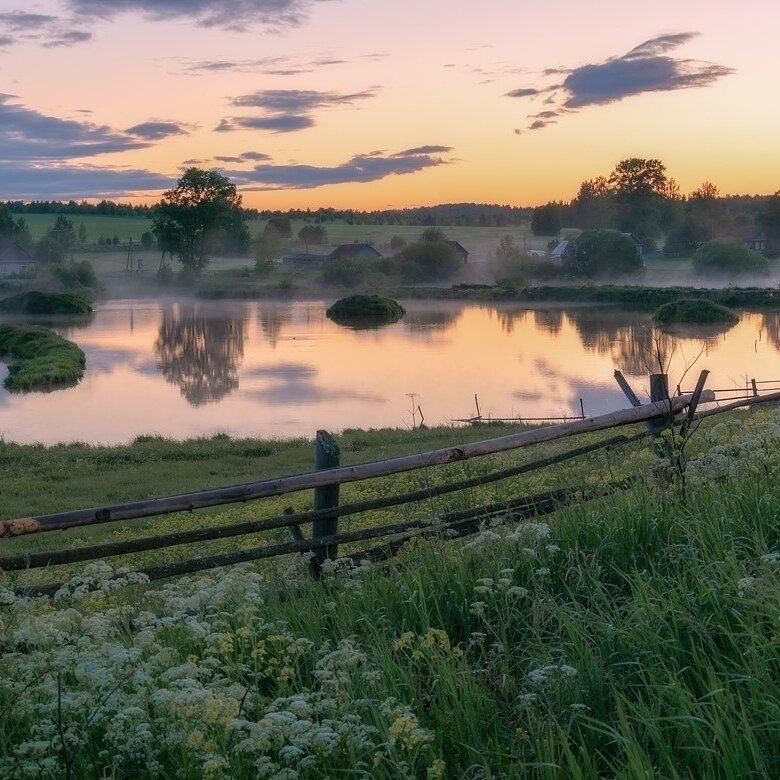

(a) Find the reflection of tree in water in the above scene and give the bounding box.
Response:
[566,309,671,377]
[493,308,528,334]
[402,309,460,339]
[155,309,246,406]
[760,314,780,351]
[258,304,293,349]
[533,309,563,335]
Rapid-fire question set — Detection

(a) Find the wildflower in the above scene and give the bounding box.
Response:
[737,577,757,595]
[760,552,780,565]
[428,758,447,779]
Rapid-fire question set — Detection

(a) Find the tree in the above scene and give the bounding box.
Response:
[266,215,292,239]
[757,191,780,254]
[664,216,709,257]
[693,238,769,277]
[152,168,244,274]
[49,215,76,251]
[608,158,668,239]
[689,182,723,240]
[562,230,642,279]
[573,177,612,229]
[254,224,282,273]
[77,223,88,245]
[420,227,446,242]
[298,224,327,251]
[140,231,155,250]
[389,235,407,252]
[531,202,562,236]
[399,240,460,282]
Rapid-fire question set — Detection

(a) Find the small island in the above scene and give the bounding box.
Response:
[0,324,86,391]
[0,290,93,316]
[653,298,739,327]
[326,294,406,328]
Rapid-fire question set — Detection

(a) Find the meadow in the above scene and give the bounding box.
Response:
[0,411,778,777]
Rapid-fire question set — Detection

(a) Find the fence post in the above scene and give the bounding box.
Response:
[312,430,341,570]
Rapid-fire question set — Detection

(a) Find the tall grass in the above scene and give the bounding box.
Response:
[0,415,778,777]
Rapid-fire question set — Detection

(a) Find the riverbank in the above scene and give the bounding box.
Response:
[1,411,778,777]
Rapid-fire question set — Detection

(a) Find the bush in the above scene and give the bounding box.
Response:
[562,229,642,279]
[323,258,367,288]
[399,240,460,282]
[50,260,98,290]
[326,294,405,327]
[692,238,769,277]
[0,290,92,315]
[653,299,739,326]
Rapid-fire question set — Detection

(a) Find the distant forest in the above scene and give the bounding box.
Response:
[2,200,532,227]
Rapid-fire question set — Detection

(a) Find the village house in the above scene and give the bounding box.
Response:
[732,227,768,254]
[445,240,469,263]
[0,241,37,276]
[281,251,331,269]
[328,242,383,261]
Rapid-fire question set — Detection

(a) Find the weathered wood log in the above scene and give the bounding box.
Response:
[692,389,780,420]
[0,433,643,572]
[0,394,709,538]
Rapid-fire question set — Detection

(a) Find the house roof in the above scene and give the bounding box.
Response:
[0,240,35,265]
[328,242,383,260]
[550,239,569,258]
[445,240,469,256]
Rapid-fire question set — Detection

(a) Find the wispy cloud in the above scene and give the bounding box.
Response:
[126,120,191,140]
[0,162,171,199]
[182,53,347,76]
[43,29,92,47]
[508,32,734,131]
[223,146,453,190]
[0,93,149,160]
[213,151,272,163]
[66,0,328,31]
[216,87,378,134]
[0,9,92,48]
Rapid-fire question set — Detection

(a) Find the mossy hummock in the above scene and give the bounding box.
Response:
[653,298,740,326]
[326,294,406,326]
[0,324,86,391]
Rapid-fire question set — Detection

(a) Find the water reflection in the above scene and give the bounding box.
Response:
[155,306,246,406]
[257,303,294,349]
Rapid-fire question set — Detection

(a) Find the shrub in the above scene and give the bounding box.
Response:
[326,294,405,326]
[692,238,769,277]
[653,299,739,326]
[399,240,460,282]
[562,229,642,279]
[0,290,92,315]
[323,258,367,288]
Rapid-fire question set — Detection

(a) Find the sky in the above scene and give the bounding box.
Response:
[0,0,778,209]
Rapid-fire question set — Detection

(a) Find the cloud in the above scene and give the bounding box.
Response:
[0,162,171,199]
[507,32,734,131]
[223,146,453,190]
[67,0,327,31]
[216,115,315,133]
[42,29,93,47]
[0,93,150,161]
[0,35,12,47]
[126,120,189,140]
[217,87,377,135]
[0,12,57,30]
[214,151,271,163]
[393,145,453,156]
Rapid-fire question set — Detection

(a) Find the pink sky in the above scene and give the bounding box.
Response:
[1,0,778,208]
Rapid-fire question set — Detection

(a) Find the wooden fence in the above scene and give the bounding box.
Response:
[2,372,779,599]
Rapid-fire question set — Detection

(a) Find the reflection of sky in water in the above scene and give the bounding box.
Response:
[0,298,778,444]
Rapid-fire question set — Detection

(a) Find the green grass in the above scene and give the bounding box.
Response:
[0,412,778,777]
[0,324,85,391]
[20,213,154,243]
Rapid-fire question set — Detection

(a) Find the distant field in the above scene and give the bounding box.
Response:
[20,213,154,243]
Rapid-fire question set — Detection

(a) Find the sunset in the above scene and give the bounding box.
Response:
[2,2,780,777]
[2,0,779,206]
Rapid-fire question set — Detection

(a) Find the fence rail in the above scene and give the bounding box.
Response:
[3,372,778,600]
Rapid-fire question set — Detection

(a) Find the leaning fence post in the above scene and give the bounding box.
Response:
[312,430,341,569]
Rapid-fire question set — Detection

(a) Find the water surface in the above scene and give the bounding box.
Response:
[1,298,777,444]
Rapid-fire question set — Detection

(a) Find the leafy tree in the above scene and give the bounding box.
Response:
[664,216,709,257]
[254,224,283,273]
[420,227,447,242]
[693,238,769,277]
[562,230,642,279]
[573,177,612,229]
[49,215,76,251]
[298,224,327,250]
[757,191,780,253]
[152,168,244,274]
[389,235,407,252]
[399,240,460,282]
[77,223,88,245]
[34,234,66,264]
[608,158,668,239]
[0,206,33,250]
[267,215,292,239]
[140,231,155,250]
[152,215,184,270]
[531,202,562,236]
[688,182,724,240]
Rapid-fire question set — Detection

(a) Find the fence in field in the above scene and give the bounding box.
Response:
[2,370,780,599]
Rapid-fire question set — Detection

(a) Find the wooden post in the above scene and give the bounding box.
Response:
[312,430,340,567]
[613,370,641,407]
[648,374,670,433]
[751,378,758,397]
[579,398,585,419]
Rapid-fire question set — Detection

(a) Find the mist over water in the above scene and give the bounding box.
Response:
[0,298,777,445]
